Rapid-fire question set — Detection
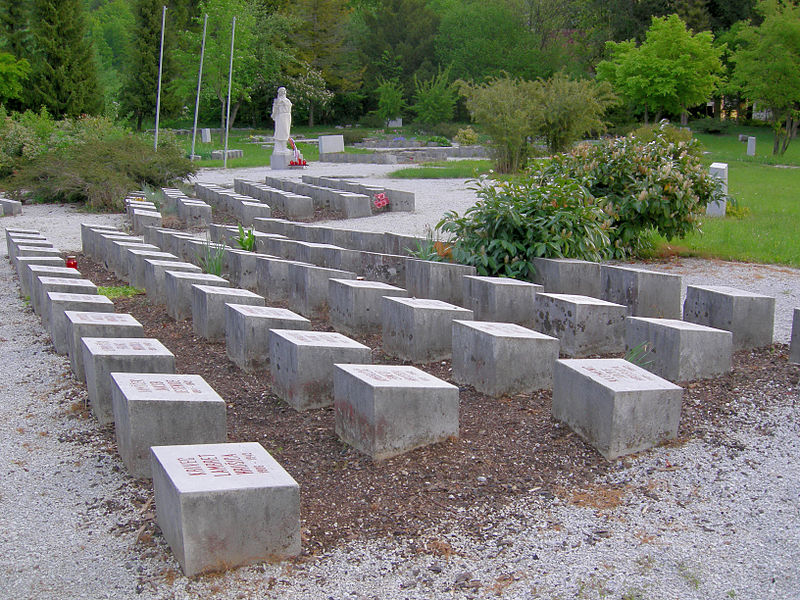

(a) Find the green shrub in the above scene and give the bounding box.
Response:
[632,121,694,146]
[197,238,226,276]
[689,117,731,135]
[411,67,457,127]
[236,224,256,251]
[541,120,722,257]
[455,126,479,146]
[423,135,451,147]
[341,130,366,144]
[375,77,406,123]
[436,174,613,279]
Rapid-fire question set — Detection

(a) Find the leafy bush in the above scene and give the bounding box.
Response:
[455,126,479,146]
[436,174,613,279]
[423,135,451,147]
[375,77,406,122]
[411,67,457,127]
[631,121,693,145]
[341,130,366,144]
[236,224,256,251]
[689,117,731,135]
[541,120,722,256]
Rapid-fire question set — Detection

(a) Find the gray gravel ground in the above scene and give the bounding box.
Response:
[1,181,799,599]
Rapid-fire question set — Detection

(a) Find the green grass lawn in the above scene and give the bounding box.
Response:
[390,159,494,179]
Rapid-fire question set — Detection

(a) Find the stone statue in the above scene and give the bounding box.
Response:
[271,87,292,152]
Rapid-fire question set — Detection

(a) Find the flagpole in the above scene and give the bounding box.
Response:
[190,13,208,160]
[223,16,236,169]
[154,5,166,151]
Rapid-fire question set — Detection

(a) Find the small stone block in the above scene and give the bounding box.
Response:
[790,309,799,364]
[164,271,231,321]
[334,364,459,460]
[144,260,202,304]
[126,249,176,290]
[111,373,227,478]
[552,358,683,460]
[192,285,265,341]
[82,337,176,425]
[288,263,356,318]
[451,320,560,396]
[601,265,681,318]
[381,297,474,362]
[269,330,372,410]
[16,257,66,292]
[462,275,541,327]
[532,258,602,298]
[405,259,476,306]
[47,292,114,355]
[35,276,97,325]
[328,278,408,335]
[66,311,144,381]
[683,285,775,350]
[150,442,300,576]
[626,317,732,382]
[535,293,627,357]
[21,265,80,300]
[225,305,311,372]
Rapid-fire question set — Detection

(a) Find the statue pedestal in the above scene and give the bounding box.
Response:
[270,150,292,170]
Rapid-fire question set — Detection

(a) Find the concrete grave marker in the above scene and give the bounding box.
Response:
[405,259,476,306]
[65,312,144,382]
[683,285,775,350]
[47,292,114,355]
[552,358,683,460]
[35,276,97,322]
[82,338,175,425]
[164,271,231,321]
[707,162,728,217]
[16,256,66,292]
[318,134,345,154]
[532,258,602,297]
[23,265,82,305]
[191,286,265,341]
[225,305,311,372]
[328,278,408,335]
[334,364,459,460]
[535,293,627,357]
[150,442,300,576]
[269,330,372,410]
[144,260,202,303]
[201,128,211,143]
[452,320,560,397]
[287,263,356,318]
[462,275,541,327]
[111,373,227,478]
[601,265,681,318]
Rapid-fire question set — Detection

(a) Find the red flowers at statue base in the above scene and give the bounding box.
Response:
[289,159,307,167]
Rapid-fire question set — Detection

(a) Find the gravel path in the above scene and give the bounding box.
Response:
[1,188,799,599]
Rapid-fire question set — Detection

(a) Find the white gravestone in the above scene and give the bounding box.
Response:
[201,128,211,144]
[707,162,728,217]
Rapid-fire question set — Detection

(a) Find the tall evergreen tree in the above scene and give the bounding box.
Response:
[122,0,167,130]
[0,1,31,59]
[26,0,103,116]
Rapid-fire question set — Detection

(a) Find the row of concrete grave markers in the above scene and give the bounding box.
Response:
[7,224,302,577]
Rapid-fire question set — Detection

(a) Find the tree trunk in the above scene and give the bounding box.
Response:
[680,110,688,127]
[220,98,226,134]
[136,111,143,132]
[713,97,721,120]
[229,100,241,130]
[308,104,314,128]
[644,106,649,125]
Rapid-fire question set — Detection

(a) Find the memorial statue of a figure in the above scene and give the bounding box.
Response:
[271,87,292,152]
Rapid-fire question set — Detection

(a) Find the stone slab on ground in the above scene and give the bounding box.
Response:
[535,293,627,357]
[462,275,541,327]
[81,337,175,425]
[144,260,202,304]
[65,311,144,382]
[21,265,81,302]
[191,285,265,341]
[111,373,227,479]
[334,364,459,460]
[683,285,775,350]
[552,358,683,460]
[328,278,408,335]
[451,320,560,397]
[532,258,602,298]
[164,271,231,321]
[269,329,372,411]
[791,308,799,364]
[625,317,732,382]
[47,291,114,355]
[382,297,474,363]
[287,263,356,318]
[601,264,682,319]
[150,442,300,576]
[225,304,311,372]
[405,259,476,306]
[16,256,67,295]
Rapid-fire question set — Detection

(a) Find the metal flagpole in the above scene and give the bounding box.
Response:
[223,16,236,169]
[154,5,166,151]
[190,14,208,161]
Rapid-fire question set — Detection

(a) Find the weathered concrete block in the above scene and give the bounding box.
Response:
[552,358,683,460]
[111,373,227,479]
[451,320,559,397]
[82,337,175,425]
[318,134,344,154]
[329,279,408,335]
[683,285,775,350]
[14,246,62,270]
[150,442,300,576]
[47,292,114,355]
[144,260,202,304]
[0,197,22,215]
[255,256,302,302]
[16,256,66,292]
[269,330,371,410]
[532,258,602,298]
[191,285,265,341]
[791,308,799,364]
[21,265,81,301]
[288,263,356,318]
[110,241,159,280]
[164,271,230,321]
[126,249,177,290]
[462,275,541,327]
[625,317,732,382]
[535,293,627,357]
[225,249,259,290]
[382,297,474,362]
[225,305,311,372]
[405,259,476,306]
[8,238,51,260]
[35,276,97,324]
[601,265,681,318]
[334,364,459,460]
[66,311,144,382]
[80,223,119,257]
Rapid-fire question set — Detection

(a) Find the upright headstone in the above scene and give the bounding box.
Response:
[706,162,728,217]
[746,136,756,156]
[201,128,211,143]
[318,135,345,155]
